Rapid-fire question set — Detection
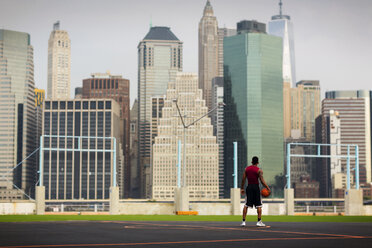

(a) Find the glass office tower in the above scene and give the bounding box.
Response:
[268,1,296,86]
[0,29,36,200]
[224,20,284,197]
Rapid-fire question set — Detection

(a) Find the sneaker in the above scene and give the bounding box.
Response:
[240,221,246,227]
[256,221,265,227]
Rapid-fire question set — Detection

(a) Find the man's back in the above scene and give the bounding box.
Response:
[245,165,259,185]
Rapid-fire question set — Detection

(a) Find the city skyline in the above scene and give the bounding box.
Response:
[1,0,371,105]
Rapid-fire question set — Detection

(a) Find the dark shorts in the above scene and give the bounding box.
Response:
[245,184,262,209]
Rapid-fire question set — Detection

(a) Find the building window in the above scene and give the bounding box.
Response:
[45,101,50,110]
[67,101,73,110]
[91,80,94,89]
[44,112,50,135]
[90,101,96,110]
[52,101,58,110]
[60,101,66,110]
[105,101,111,109]
[98,101,104,110]
[83,101,89,109]
[74,112,81,136]
[75,101,81,110]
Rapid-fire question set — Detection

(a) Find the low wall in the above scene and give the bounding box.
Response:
[118,202,174,215]
[4,199,370,216]
[190,202,231,215]
[116,200,286,215]
[0,201,36,215]
[363,205,372,215]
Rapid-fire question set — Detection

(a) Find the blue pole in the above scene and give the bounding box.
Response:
[233,142,238,188]
[177,140,181,188]
[317,145,320,156]
[113,138,116,187]
[287,143,291,189]
[39,136,43,187]
[346,145,350,190]
[355,145,359,189]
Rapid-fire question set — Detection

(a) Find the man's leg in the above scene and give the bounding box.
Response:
[243,205,248,220]
[257,207,262,221]
[256,207,265,226]
[241,205,248,226]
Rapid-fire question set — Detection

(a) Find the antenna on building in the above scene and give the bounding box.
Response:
[53,21,60,31]
[279,0,283,18]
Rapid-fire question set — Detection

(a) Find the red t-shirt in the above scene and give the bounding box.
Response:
[245,165,260,185]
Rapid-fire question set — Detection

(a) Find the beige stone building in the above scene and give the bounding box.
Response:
[198,1,219,111]
[283,80,321,141]
[198,1,235,111]
[322,90,371,185]
[47,21,71,99]
[152,73,219,200]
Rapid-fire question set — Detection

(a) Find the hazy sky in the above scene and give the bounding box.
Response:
[1,0,372,106]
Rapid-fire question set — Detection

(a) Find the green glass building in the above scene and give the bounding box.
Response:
[224,20,284,197]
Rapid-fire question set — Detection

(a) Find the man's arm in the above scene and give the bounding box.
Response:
[258,169,270,192]
[240,169,246,195]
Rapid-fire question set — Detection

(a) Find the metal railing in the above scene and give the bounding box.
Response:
[294,198,345,214]
[295,205,344,214]
[45,203,109,212]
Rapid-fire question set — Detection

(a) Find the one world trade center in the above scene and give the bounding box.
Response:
[268,0,296,87]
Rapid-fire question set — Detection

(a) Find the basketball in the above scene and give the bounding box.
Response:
[261,188,270,197]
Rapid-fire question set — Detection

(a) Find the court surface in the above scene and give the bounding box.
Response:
[0,220,372,248]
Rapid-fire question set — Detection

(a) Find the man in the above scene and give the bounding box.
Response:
[240,156,270,227]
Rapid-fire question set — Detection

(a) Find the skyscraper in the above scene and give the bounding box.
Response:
[152,73,219,200]
[224,20,283,197]
[199,0,219,110]
[268,0,296,86]
[211,77,225,198]
[283,80,321,141]
[129,100,139,198]
[47,21,71,99]
[319,90,372,196]
[138,26,183,198]
[217,27,236,77]
[0,29,36,200]
[35,88,45,197]
[41,99,122,200]
[82,72,130,198]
